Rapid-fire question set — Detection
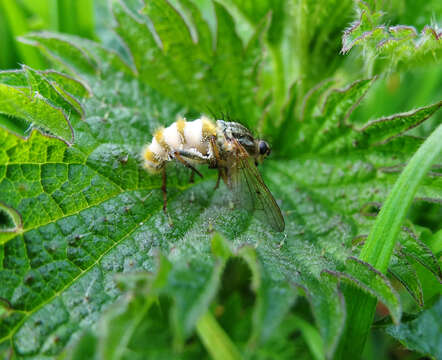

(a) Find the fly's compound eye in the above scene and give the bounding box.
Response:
[258,141,271,156]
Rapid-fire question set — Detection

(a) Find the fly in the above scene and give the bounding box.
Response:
[141,116,285,231]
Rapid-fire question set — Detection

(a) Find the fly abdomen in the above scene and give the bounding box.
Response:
[141,134,167,173]
[141,116,217,172]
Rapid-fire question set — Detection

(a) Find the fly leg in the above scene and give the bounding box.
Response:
[174,151,200,202]
[209,136,228,189]
[173,151,203,179]
[214,171,221,189]
[161,167,168,213]
[176,149,209,184]
[161,167,173,226]
[177,149,209,161]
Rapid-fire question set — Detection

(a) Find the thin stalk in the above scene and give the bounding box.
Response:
[196,311,242,360]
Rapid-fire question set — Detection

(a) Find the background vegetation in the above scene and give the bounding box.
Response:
[0,0,441,359]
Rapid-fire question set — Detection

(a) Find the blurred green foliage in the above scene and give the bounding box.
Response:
[0,0,95,69]
[0,0,96,134]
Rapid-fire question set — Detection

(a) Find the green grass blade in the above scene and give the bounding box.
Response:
[292,315,325,360]
[360,124,442,271]
[0,1,46,69]
[196,311,242,360]
[337,124,442,358]
[0,5,17,69]
[57,0,95,39]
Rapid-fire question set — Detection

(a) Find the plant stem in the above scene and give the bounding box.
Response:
[293,315,325,360]
[196,311,242,360]
[336,124,442,359]
[269,43,285,111]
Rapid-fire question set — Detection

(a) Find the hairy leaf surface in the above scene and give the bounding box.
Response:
[342,1,442,74]
[387,297,442,359]
[0,1,440,359]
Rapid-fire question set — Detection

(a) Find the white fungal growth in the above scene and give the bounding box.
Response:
[163,122,182,149]
[149,138,167,160]
[184,119,203,150]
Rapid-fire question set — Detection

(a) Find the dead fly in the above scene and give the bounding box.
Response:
[141,116,285,232]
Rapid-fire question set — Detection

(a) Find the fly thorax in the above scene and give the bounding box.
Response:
[216,120,257,156]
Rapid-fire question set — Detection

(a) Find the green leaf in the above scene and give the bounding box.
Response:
[386,297,442,359]
[342,0,442,75]
[218,0,285,43]
[354,101,442,148]
[428,229,442,255]
[292,0,355,95]
[0,66,91,142]
[20,32,97,75]
[291,315,325,360]
[0,1,441,359]
[23,66,84,117]
[112,0,266,128]
[326,257,401,324]
[309,78,376,152]
[388,254,423,306]
[398,227,442,280]
[68,269,206,360]
[65,235,293,359]
[0,201,23,244]
[96,256,168,360]
[19,31,134,77]
[0,83,74,144]
[197,311,242,360]
[64,330,97,360]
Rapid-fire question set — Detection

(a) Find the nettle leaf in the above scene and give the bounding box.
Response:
[0,202,23,244]
[326,257,401,324]
[19,31,134,78]
[388,254,423,307]
[342,0,442,74]
[218,0,285,44]
[386,297,442,359]
[398,227,442,280]
[0,82,74,145]
[112,0,267,129]
[292,0,355,94]
[350,224,439,308]
[0,0,441,359]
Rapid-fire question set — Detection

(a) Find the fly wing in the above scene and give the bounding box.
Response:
[229,144,285,232]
